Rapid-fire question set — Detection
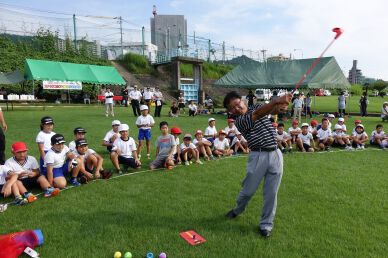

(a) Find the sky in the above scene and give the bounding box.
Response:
[0,0,387,80]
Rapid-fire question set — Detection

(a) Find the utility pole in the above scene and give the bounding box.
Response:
[119,16,123,58]
[73,14,77,52]
[141,26,145,57]
[261,49,267,62]
[222,41,225,64]
[208,39,211,62]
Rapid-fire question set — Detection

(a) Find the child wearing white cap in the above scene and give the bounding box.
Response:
[110,124,141,174]
[213,130,233,157]
[204,118,217,143]
[136,105,155,160]
[296,123,314,152]
[332,124,353,150]
[180,134,203,165]
[102,120,121,152]
[352,124,368,149]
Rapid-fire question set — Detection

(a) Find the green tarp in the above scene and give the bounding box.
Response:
[214,56,350,89]
[0,70,25,84]
[24,59,125,85]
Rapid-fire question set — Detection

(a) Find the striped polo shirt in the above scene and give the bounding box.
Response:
[235,103,277,149]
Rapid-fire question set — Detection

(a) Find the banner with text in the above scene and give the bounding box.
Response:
[43,81,82,90]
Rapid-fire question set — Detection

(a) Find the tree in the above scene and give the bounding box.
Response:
[371,80,388,94]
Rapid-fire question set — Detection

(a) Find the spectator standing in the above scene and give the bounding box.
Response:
[305,93,312,118]
[104,88,114,117]
[205,97,215,113]
[178,93,186,114]
[0,107,7,164]
[122,87,129,107]
[246,90,256,108]
[129,85,142,117]
[154,87,163,117]
[338,91,346,117]
[359,92,368,117]
[143,87,153,111]
[293,94,303,121]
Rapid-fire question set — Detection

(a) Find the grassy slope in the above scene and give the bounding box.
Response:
[0,106,387,257]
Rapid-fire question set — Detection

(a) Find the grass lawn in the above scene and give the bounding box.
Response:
[0,105,387,258]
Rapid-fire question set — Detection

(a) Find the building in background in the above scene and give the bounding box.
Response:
[150,14,187,53]
[348,60,364,84]
[102,42,158,61]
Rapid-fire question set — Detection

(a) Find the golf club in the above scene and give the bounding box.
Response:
[293,27,343,94]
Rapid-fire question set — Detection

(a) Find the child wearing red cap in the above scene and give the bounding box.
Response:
[170,127,182,164]
[4,142,60,199]
[0,164,29,205]
[224,118,239,143]
[213,130,233,157]
[288,120,301,144]
[193,130,214,160]
[352,119,362,135]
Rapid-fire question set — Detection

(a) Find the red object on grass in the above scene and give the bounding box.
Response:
[180,230,206,246]
[0,229,43,258]
[98,95,123,101]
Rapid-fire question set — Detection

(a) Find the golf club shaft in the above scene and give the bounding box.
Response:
[293,38,337,93]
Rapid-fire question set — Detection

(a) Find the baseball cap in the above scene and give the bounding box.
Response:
[73,127,87,134]
[51,134,66,145]
[112,120,121,126]
[354,119,362,124]
[195,129,203,136]
[356,124,364,129]
[292,120,299,125]
[11,142,28,152]
[140,105,148,111]
[134,85,138,88]
[301,123,309,128]
[118,124,129,132]
[328,114,335,118]
[183,133,192,139]
[227,118,235,123]
[75,139,88,147]
[218,130,226,135]
[41,116,54,124]
[272,122,278,127]
[310,120,318,126]
[338,117,345,122]
[208,118,216,123]
[334,124,342,130]
[170,127,182,135]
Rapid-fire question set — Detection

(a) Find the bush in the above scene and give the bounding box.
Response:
[122,53,152,74]
[351,84,363,96]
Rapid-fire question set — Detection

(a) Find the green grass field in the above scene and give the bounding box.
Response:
[0,105,387,258]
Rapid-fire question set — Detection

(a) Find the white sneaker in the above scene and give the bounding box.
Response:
[360,145,365,149]
[356,145,362,150]
[147,154,151,159]
[185,161,190,166]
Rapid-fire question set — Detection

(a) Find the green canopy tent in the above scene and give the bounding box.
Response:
[24,59,126,101]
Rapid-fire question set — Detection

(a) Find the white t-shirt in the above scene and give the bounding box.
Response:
[154,91,163,100]
[188,104,197,111]
[293,98,303,108]
[205,126,217,137]
[335,123,347,132]
[112,137,137,158]
[68,140,76,152]
[276,131,290,141]
[332,130,345,137]
[298,132,313,145]
[0,165,8,185]
[4,156,39,179]
[193,138,210,146]
[44,146,70,168]
[308,126,316,134]
[213,138,229,150]
[180,142,196,151]
[129,90,142,100]
[371,130,385,142]
[231,135,247,146]
[136,115,155,130]
[103,130,120,143]
[288,127,301,134]
[172,137,180,155]
[224,125,239,137]
[36,131,56,151]
[104,92,114,104]
[143,91,153,100]
[352,131,368,139]
[74,148,96,160]
[317,128,332,140]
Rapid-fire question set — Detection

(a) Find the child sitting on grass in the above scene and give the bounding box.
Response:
[205,118,217,143]
[180,134,203,165]
[288,119,301,144]
[351,124,368,149]
[224,118,238,143]
[150,121,176,170]
[276,122,292,152]
[44,134,81,189]
[316,118,334,151]
[370,124,387,149]
[36,116,56,175]
[230,132,249,154]
[136,105,155,160]
[5,142,59,199]
[212,130,233,157]
[170,127,182,165]
[1,165,30,205]
[110,124,141,174]
[332,124,353,150]
[102,120,121,152]
[296,123,315,152]
[69,127,87,152]
[169,102,180,117]
[352,119,362,134]
[193,130,214,160]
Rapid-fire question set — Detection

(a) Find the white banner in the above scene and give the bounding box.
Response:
[43,81,82,90]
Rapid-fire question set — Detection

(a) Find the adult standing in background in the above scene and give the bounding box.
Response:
[104,88,114,117]
[338,91,346,117]
[359,92,368,117]
[178,92,186,114]
[129,85,142,117]
[293,93,303,121]
[154,87,163,117]
[143,87,153,112]
[122,86,129,107]
[305,93,312,118]
[223,91,292,238]
[0,107,8,164]
[246,90,256,108]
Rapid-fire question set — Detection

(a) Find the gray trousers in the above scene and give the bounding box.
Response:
[233,149,283,231]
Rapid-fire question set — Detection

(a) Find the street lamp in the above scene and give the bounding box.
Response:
[293,48,303,59]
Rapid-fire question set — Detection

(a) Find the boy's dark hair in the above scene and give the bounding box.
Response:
[159,121,168,129]
[322,118,329,122]
[376,124,383,129]
[278,123,285,128]
[223,91,241,109]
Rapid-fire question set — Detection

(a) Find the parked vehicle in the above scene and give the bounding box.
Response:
[255,89,272,100]
[323,90,331,96]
